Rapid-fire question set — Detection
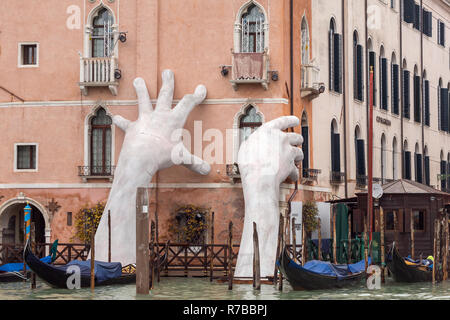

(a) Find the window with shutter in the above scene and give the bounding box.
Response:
[331,133,341,173]
[404,151,411,180]
[403,70,410,119]
[424,156,430,186]
[329,29,334,91]
[392,64,400,114]
[415,153,422,183]
[414,75,421,123]
[357,45,364,101]
[422,9,432,37]
[441,160,447,190]
[302,126,309,172]
[440,88,449,131]
[447,162,450,192]
[369,51,377,106]
[424,80,430,126]
[413,4,420,30]
[381,58,388,110]
[356,139,366,176]
[403,0,415,23]
[438,20,446,46]
[334,34,342,94]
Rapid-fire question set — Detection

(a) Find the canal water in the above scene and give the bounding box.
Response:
[0,277,449,300]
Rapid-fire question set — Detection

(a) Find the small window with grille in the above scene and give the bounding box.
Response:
[18,43,39,67]
[15,144,38,171]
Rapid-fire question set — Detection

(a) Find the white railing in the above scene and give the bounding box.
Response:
[80,56,117,84]
[301,64,320,90]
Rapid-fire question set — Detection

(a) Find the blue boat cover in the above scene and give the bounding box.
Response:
[65,260,122,283]
[298,257,371,280]
[0,256,52,272]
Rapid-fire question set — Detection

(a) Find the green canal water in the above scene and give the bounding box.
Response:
[0,277,449,300]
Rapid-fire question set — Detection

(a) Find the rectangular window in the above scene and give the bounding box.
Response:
[424,80,430,126]
[18,43,39,67]
[354,45,364,101]
[403,70,410,119]
[412,210,425,231]
[440,87,449,132]
[369,51,377,106]
[67,212,72,226]
[413,3,420,30]
[392,64,400,115]
[404,151,411,180]
[415,153,423,183]
[333,34,343,94]
[381,58,388,110]
[438,20,446,46]
[403,0,415,24]
[16,145,37,170]
[425,156,430,186]
[422,9,433,37]
[414,75,421,123]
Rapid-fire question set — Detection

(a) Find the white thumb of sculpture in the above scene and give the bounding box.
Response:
[93,70,211,265]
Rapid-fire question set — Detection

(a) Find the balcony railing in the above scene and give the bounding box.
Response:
[330,171,345,184]
[300,64,322,98]
[302,168,322,183]
[79,56,119,96]
[78,166,116,182]
[230,50,269,91]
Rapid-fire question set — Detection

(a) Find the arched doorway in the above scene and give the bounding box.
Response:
[0,197,50,246]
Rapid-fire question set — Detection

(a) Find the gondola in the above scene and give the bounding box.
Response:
[386,242,439,283]
[24,240,167,289]
[0,270,29,282]
[278,246,367,290]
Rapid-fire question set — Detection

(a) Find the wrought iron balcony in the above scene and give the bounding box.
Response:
[79,56,119,96]
[300,63,324,99]
[302,168,322,183]
[78,166,116,182]
[330,171,345,184]
[229,50,269,91]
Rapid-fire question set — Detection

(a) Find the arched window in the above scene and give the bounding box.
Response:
[424,146,430,185]
[301,17,310,65]
[414,143,422,183]
[301,112,310,176]
[403,59,410,119]
[240,4,265,53]
[353,31,364,101]
[438,78,443,131]
[393,137,398,180]
[329,18,342,93]
[91,8,114,57]
[392,52,400,115]
[423,70,430,126]
[355,126,366,187]
[403,140,411,180]
[381,134,387,181]
[90,107,112,175]
[380,46,388,110]
[330,120,342,182]
[239,106,262,145]
[440,151,447,191]
[413,65,421,123]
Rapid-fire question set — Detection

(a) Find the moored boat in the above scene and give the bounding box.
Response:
[278,246,367,290]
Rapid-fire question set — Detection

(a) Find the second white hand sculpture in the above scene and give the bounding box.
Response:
[94,70,211,265]
[234,116,303,278]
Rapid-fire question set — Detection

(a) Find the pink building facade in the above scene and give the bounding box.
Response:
[0,0,327,247]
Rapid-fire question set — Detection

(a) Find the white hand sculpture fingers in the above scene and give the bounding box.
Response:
[264,116,300,131]
[172,85,207,121]
[156,70,174,111]
[286,132,304,146]
[289,165,300,182]
[112,115,131,132]
[292,146,304,164]
[133,77,153,117]
[180,145,211,175]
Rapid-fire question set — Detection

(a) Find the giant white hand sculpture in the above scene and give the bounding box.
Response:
[234,116,303,278]
[94,70,211,265]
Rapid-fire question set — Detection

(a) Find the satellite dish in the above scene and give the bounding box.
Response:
[372,183,383,199]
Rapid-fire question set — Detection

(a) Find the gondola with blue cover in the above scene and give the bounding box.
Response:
[278,246,367,290]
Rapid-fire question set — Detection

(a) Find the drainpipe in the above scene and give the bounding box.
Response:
[420,0,425,181]
[400,0,405,178]
[365,0,369,181]
[342,0,348,198]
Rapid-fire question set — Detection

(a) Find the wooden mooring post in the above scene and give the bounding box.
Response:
[273,214,283,285]
[317,218,322,261]
[347,213,352,264]
[136,187,150,295]
[90,228,95,293]
[228,221,233,290]
[210,212,215,282]
[292,217,297,262]
[253,222,261,291]
[150,221,155,290]
[108,210,111,263]
[31,222,36,289]
[333,206,337,264]
[278,214,284,291]
[363,214,368,272]
[380,206,386,283]
[444,214,449,281]
[432,219,437,284]
[410,210,415,260]
[302,211,307,265]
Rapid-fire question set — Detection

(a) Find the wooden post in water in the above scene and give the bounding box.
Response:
[302,211,307,265]
[347,213,352,264]
[380,206,386,283]
[436,219,441,282]
[228,221,233,290]
[291,217,297,262]
[432,219,437,284]
[278,214,284,291]
[317,218,322,261]
[136,187,150,295]
[393,211,399,245]
[333,206,337,264]
[364,213,368,272]
[150,221,155,290]
[31,222,36,289]
[410,210,415,260]
[90,228,95,293]
[210,212,215,282]
[108,210,111,263]
[273,213,283,285]
[253,222,261,291]
[444,213,449,281]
